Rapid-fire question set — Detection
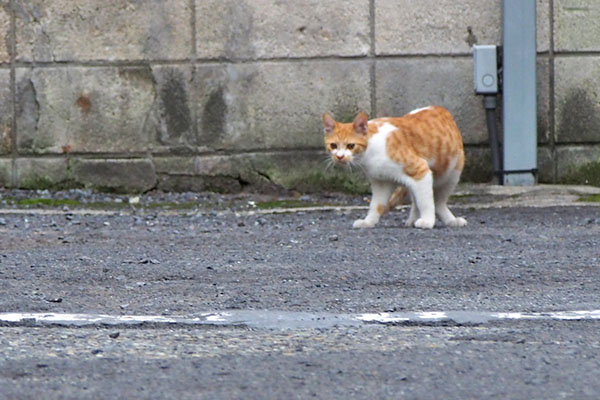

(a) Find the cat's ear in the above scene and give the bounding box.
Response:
[323,112,336,134]
[353,111,369,135]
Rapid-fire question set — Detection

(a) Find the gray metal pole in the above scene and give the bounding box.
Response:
[502,0,537,185]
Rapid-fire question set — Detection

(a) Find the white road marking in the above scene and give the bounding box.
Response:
[1,310,599,330]
[357,310,600,324]
[0,312,231,326]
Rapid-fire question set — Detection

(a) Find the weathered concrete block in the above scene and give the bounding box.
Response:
[375,0,550,55]
[196,0,370,60]
[375,57,550,145]
[15,65,205,155]
[155,155,249,193]
[156,155,248,178]
[195,61,371,151]
[554,0,600,52]
[155,152,370,194]
[247,151,369,193]
[554,57,600,143]
[0,3,10,63]
[16,67,154,154]
[154,157,197,176]
[14,158,68,189]
[0,69,11,154]
[70,159,157,193]
[0,158,11,187]
[556,145,600,186]
[157,175,244,193]
[15,0,192,62]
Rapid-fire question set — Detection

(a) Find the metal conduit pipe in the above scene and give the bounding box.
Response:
[484,95,502,185]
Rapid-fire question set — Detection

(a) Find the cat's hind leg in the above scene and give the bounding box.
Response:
[405,171,435,229]
[433,169,467,227]
[353,180,395,228]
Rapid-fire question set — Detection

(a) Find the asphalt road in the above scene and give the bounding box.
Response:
[1,189,599,399]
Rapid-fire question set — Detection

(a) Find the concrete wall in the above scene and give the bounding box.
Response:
[0,0,599,193]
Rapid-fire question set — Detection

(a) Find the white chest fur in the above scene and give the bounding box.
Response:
[357,123,406,183]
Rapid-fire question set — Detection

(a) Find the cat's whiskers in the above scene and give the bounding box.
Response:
[322,156,336,173]
[355,161,367,175]
[348,157,364,174]
[325,160,335,173]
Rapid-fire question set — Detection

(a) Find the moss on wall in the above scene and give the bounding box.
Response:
[560,160,600,187]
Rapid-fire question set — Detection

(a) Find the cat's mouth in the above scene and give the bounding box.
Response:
[332,156,351,165]
[331,150,354,165]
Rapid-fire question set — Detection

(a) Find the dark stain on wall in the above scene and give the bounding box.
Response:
[558,88,600,143]
[202,87,227,145]
[159,70,191,142]
[16,77,40,150]
[465,26,478,47]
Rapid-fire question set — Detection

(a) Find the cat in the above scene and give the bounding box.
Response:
[323,106,466,229]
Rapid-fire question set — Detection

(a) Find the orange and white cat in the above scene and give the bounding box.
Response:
[323,106,466,229]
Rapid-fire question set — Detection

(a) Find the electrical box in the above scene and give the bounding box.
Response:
[473,45,498,94]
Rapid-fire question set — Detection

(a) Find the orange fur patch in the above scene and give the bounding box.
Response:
[382,106,464,180]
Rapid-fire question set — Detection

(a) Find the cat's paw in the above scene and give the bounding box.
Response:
[446,217,467,227]
[414,218,435,229]
[353,219,376,229]
[404,218,416,227]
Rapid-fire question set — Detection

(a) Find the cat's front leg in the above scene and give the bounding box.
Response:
[353,180,395,229]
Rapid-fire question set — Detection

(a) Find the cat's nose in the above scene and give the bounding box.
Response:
[335,154,345,161]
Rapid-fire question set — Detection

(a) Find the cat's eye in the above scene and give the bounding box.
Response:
[330,143,337,150]
[347,143,355,150]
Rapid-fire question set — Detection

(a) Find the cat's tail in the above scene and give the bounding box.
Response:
[387,186,410,211]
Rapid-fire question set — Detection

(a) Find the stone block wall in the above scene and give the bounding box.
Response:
[0,0,599,193]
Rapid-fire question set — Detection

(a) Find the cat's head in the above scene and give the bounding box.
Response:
[322,111,369,165]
